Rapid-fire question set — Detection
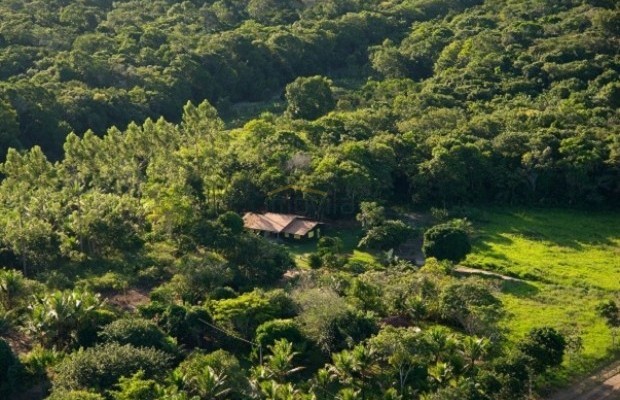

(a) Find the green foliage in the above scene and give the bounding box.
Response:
[356,202,386,230]
[439,282,503,335]
[0,268,29,310]
[285,76,335,120]
[99,318,178,354]
[254,319,308,360]
[25,289,108,350]
[138,302,212,349]
[358,220,414,251]
[52,343,172,392]
[423,223,471,263]
[109,371,161,400]
[47,390,106,400]
[294,287,378,353]
[210,289,295,338]
[176,350,248,399]
[518,327,566,373]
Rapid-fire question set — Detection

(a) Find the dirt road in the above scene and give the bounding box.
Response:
[549,363,620,400]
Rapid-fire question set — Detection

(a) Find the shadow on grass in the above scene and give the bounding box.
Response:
[490,209,619,250]
[500,280,540,297]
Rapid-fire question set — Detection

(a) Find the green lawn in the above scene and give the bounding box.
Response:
[285,226,382,269]
[463,208,620,379]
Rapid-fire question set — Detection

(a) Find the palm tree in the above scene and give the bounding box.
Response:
[0,269,26,310]
[424,327,457,363]
[25,289,102,349]
[184,366,231,399]
[459,336,490,374]
[328,345,378,399]
[263,339,305,383]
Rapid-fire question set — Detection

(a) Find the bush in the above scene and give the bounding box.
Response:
[210,289,296,338]
[209,286,238,300]
[176,350,248,399]
[254,319,308,359]
[358,220,414,250]
[20,345,64,378]
[308,253,322,269]
[423,223,471,263]
[47,390,106,400]
[52,343,172,392]
[99,318,177,354]
[138,302,212,349]
[77,272,130,293]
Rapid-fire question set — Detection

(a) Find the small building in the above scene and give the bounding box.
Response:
[242,212,322,240]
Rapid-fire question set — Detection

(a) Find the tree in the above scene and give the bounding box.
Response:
[518,327,566,373]
[423,223,471,263]
[176,350,249,399]
[247,0,302,25]
[438,282,503,335]
[596,300,620,347]
[368,326,427,396]
[26,289,108,350]
[99,318,178,354]
[285,76,335,120]
[356,202,385,230]
[0,268,28,310]
[358,220,414,251]
[52,343,172,392]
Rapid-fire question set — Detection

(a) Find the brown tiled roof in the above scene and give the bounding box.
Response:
[243,212,319,235]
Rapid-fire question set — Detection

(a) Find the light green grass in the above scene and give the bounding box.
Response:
[463,208,620,379]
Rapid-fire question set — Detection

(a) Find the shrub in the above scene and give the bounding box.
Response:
[138,302,212,348]
[358,220,414,250]
[20,345,64,378]
[52,343,172,392]
[176,350,248,399]
[108,371,160,400]
[254,319,308,359]
[423,223,471,263]
[25,289,110,350]
[77,272,130,293]
[308,253,322,269]
[209,286,238,300]
[210,289,296,338]
[46,390,106,400]
[99,318,177,354]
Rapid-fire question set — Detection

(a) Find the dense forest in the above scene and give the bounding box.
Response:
[0,0,618,399]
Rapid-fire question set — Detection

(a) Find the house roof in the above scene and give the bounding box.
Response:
[282,218,319,236]
[243,212,319,235]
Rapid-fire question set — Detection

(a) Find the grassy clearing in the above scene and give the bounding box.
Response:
[284,226,382,269]
[464,208,620,380]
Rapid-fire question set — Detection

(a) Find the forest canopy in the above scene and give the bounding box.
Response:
[0,0,618,399]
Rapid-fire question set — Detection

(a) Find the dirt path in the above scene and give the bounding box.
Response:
[453,266,523,282]
[548,361,620,400]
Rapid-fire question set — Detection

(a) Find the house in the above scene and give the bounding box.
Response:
[242,212,322,240]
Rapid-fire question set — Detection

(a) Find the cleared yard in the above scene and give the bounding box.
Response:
[463,209,620,382]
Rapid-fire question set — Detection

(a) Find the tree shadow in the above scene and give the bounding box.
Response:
[500,280,540,298]
[494,209,619,250]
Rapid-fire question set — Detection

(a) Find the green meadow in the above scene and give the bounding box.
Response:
[464,209,620,379]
